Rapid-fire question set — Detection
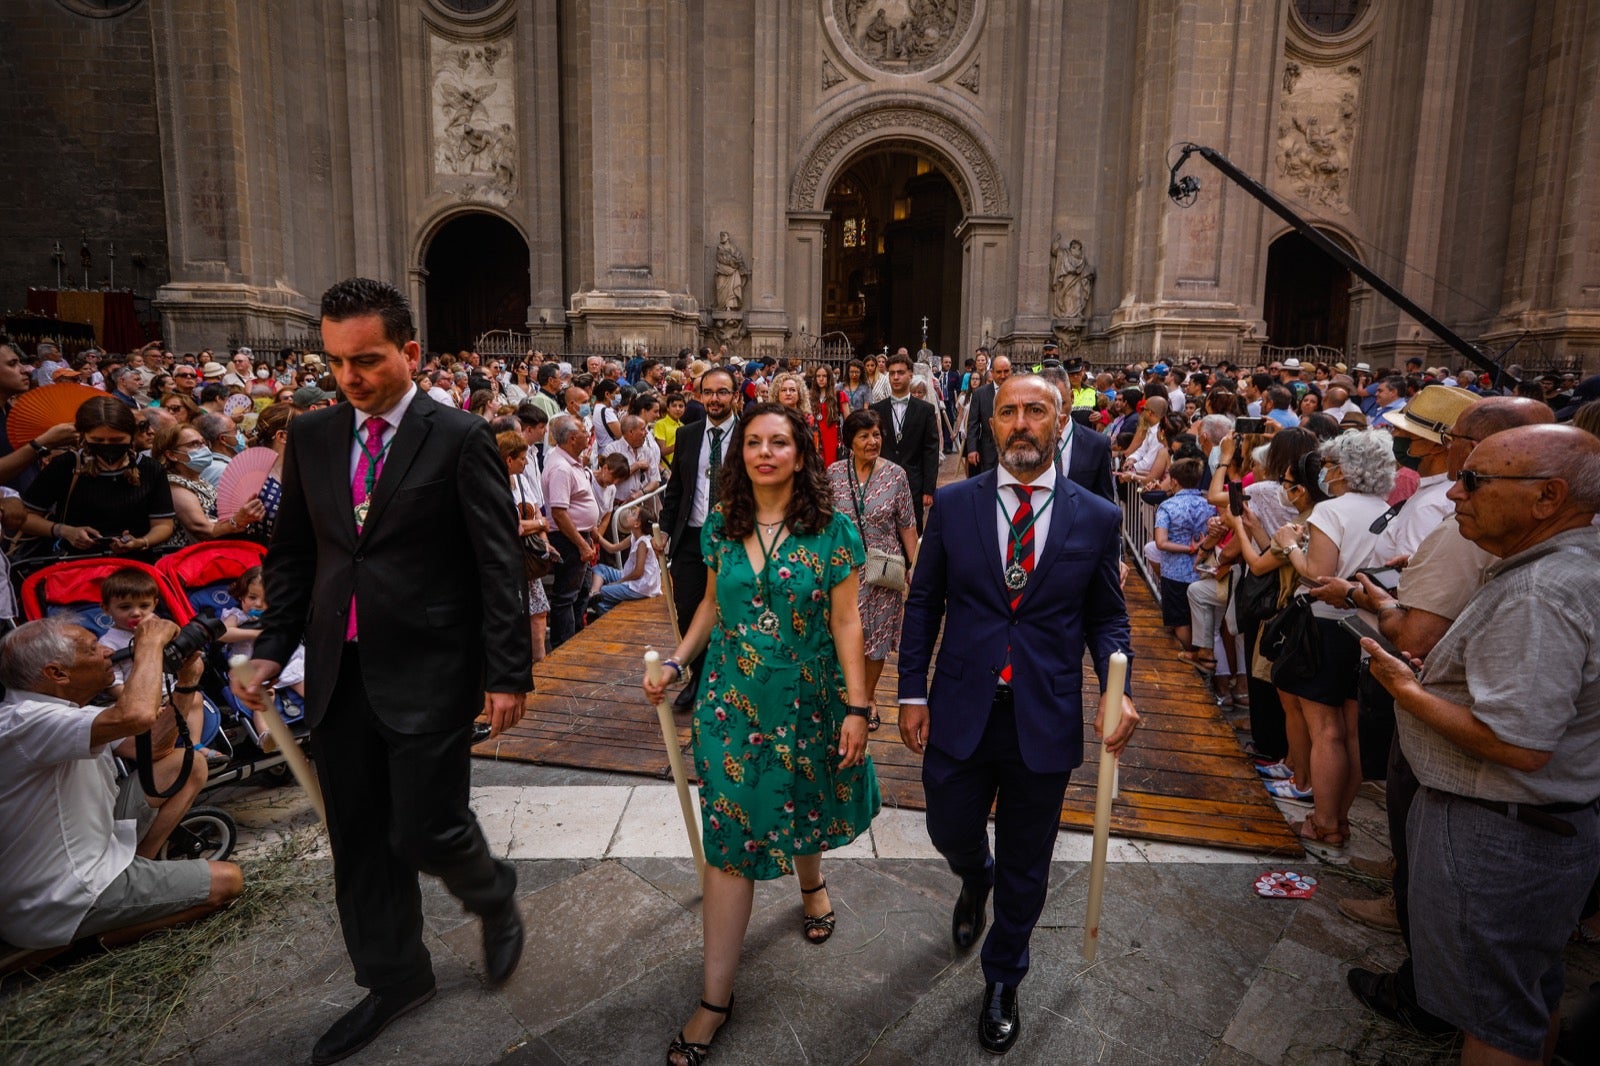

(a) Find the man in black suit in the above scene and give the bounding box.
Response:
[236,279,531,1065]
[872,351,942,531]
[965,353,1012,477]
[659,366,739,711]
[1040,366,1116,501]
[939,355,962,453]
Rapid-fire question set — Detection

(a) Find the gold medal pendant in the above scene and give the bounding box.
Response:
[755,609,781,636]
[353,500,370,528]
[1004,562,1028,591]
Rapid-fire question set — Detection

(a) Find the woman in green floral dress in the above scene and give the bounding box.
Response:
[643,402,880,1066]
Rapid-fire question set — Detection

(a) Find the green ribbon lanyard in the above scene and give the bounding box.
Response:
[751,520,786,609]
[356,421,395,498]
[849,460,874,520]
[996,487,1054,561]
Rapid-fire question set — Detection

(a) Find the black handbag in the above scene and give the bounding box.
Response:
[1234,568,1284,629]
[1261,594,1320,687]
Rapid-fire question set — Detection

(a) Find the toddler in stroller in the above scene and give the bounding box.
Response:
[218,566,306,744]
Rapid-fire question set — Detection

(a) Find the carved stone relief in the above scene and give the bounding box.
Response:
[955,63,980,94]
[832,0,974,75]
[789,102,1008,215]
[430,32,516,204]
[713,230,750,312]
[821,56,845,90]
[1274,59,1360,214]
[1050,234,1094,345]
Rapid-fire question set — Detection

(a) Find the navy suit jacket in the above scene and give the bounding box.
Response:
[897,469,1132,774]
[1061,427,1116,502]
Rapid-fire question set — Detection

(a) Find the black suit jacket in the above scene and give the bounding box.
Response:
[966,383,998,473]
[871,396,940,497]
[1061,427,1116,502]
[256,390,531,733]
[660,415,736,556]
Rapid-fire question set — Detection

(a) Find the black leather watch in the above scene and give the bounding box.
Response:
[844,704,872,719]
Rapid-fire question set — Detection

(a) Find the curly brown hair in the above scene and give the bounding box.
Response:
[717,403,834,540]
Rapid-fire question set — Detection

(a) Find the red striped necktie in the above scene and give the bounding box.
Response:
[998,484,1035,685]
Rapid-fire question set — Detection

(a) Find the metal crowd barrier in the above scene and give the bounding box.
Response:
[1120,487,1159,594]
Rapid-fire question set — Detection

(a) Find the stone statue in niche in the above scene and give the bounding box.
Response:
[431,33,517,202]
[1274,60,1360,214]
[714,231,750,312]
[1050,234,1094,329]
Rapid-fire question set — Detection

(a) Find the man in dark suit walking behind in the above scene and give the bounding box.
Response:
[964,353,1011,477]
[235,278,532,1065]
[658,366,739,711]
[1039,364,1116,501]
[872,350,942,531]
[899,373,1139,1054]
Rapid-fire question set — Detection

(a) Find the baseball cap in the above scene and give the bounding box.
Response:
[293,384,336,407]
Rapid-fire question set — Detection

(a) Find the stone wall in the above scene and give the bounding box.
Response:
[0,0,168,333]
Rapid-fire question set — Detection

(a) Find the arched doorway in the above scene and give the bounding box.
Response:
[1262,231,1352,351]
[422,212,530,354]
[821,152,961,354]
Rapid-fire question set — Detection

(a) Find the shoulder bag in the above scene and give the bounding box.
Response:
[849,461,907,592]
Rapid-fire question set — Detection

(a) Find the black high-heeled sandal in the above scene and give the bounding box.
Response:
[801,880,836,944]
[867,711,882,732]
[666,999,732,1066]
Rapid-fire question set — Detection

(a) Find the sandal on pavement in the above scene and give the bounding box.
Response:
[1294,815,1347,859]
[666,999,733,1066]
[800,881,836,945]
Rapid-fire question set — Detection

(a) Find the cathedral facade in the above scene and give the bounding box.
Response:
[3,0,1597,372]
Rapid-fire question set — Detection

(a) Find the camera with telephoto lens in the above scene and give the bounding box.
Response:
[108,616,227,673]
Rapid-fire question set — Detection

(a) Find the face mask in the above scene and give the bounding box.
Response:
[578,403,592,418]
[1392,435,1422,471]
[235,432,248,452]
[1209,444,1223,471]
[255,368,270,380]
[183,447,213,471]
[83,442,131,465]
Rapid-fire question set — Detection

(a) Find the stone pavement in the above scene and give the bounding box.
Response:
[125,757,1600,1066]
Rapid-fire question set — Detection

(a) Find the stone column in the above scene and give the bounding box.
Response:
[959,216,1011,356]
[785,211,831,344]
[149,0,318,349]
[564,0,700,351]
[746,0,791,351]
[1003,0,1065,344]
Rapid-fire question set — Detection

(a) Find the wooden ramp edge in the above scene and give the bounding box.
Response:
[475,587,1303,858]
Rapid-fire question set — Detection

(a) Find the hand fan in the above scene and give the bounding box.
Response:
[7,383,102,449]
[216,447,280,519]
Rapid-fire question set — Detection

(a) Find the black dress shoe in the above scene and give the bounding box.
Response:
[1346,967,1453,1036]
[952,881,990,950]
[978,981,1020,1055]
[311,983,436,1065]
[481,900,525,986]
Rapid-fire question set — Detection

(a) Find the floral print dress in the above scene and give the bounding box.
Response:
[694,508,880,880]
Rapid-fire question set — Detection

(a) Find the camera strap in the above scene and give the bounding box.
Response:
[134,676,195,799]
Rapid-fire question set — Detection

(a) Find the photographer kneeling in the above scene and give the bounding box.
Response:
[0,617,242,951]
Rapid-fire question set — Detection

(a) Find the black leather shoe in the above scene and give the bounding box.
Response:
[481,900,525,986]
[978,981,1020,1055]
[1346,967,1453,1036]
[311,983,436,1065]
[952,881,990,950]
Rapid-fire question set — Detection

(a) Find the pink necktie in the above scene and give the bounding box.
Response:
[346,417,388,640]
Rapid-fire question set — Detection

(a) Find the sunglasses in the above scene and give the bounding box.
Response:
[1455,470,1550,493]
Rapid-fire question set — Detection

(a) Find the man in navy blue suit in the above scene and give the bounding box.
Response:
[1038,365,1116,501]
[898,373,1139,1055]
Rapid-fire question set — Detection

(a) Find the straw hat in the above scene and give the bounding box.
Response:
[1384,385,1478,443]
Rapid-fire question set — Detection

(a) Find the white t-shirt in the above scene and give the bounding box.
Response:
[0,693,136,948]
[1306,492,1393,619]
[604,436,660,502]
[98,626,135,687]
[426,386,455,407]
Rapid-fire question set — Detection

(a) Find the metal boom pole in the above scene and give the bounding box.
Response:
[1167,143,1516,388]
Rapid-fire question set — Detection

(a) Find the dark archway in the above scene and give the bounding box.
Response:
[821,152,961,354]
[423,213,530,355]
[1262,231,1352,352]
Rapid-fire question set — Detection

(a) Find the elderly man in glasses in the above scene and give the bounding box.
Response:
[1360,423,1600,1065]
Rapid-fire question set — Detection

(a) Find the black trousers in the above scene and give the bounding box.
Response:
[315,643,515,993]
[670,527,708,698]
[922,696,1072,987]
[547,529,592,648]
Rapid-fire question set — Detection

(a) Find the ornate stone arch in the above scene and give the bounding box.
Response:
[411,202,530,269]
[788,98,1009,218]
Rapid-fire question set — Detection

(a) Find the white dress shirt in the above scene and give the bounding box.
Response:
[1054,417,1075,477]
[349,384,418,480]
[689,414,737,527]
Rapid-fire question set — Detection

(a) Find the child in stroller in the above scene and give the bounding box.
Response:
[219,565,305,731]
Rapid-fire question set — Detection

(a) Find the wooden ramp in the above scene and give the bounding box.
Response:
[476,586,1303,858]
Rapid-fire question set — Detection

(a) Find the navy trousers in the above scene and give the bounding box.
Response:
[922,694,1073,987]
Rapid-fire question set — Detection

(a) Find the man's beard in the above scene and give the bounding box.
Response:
[1001,433,1050,470]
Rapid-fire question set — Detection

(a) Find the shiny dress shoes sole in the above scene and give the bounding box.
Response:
[978,981,1020,1054]
[952,882,990,951]
[311,985,436,1065]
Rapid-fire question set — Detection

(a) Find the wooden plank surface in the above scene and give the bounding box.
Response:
[474,585,1303,858]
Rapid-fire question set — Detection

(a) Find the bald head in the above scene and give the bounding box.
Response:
[1141,395,1168,421]
[1452,425,1600,556]
[1455,395,1555,438]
